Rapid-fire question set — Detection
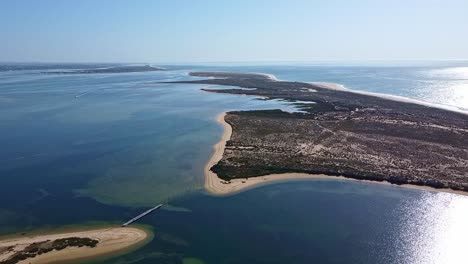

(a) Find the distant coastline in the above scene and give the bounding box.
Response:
[43,64,165,74]
[204,112,468,196]
[0,226,151,264]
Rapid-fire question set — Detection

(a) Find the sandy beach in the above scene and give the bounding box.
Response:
[0,227,149,264]
[311,81,468,115]
[204,112,468,197]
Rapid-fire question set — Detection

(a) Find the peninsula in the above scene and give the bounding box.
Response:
[0,227,149,264]
[169,72,468,194]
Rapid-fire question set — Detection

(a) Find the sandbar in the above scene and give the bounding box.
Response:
[0,227,149,264]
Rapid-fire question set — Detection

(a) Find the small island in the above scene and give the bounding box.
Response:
[0,227,149,264]
[168,72,468,195]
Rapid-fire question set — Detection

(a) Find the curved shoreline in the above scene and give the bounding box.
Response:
[0,227,151,264]
[204,113,233,194]
[204,112,468,197]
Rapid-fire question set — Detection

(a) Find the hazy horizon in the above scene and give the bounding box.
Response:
[2,59,468,65]
[1,0,468,63]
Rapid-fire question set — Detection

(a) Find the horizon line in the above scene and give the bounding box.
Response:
[1,59,468,65]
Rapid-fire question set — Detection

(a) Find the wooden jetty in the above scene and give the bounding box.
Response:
[122,204,163,227]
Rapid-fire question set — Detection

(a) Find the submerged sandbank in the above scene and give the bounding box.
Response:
[0,227,150,264]
[204,112,468,196]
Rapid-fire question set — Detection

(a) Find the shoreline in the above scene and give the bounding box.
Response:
[204,112,468,197]
[311,81,468,115]
[189,70,468,116]
[0,226,151,264]
[257,71,468,115]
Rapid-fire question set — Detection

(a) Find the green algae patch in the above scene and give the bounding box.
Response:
[183,257,206,264]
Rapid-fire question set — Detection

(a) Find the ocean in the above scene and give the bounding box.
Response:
[0,62,467,264]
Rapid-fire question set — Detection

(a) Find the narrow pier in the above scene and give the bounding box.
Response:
[122,204,163,227]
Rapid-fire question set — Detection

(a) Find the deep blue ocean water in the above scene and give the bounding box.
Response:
[0,62,467,264]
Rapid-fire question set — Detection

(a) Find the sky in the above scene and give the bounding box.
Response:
[1,0,467,63]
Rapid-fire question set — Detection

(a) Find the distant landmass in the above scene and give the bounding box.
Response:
[0,63,107,71]
[168,72,468,194]
[44,65,165,74]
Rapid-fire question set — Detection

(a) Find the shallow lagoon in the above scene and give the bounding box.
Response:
[0,69,298,209]
[0,64,467,263]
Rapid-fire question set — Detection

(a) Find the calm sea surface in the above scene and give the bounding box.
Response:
[0,63,467,264]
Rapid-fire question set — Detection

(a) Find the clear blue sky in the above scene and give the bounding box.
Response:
[1,0,467,63]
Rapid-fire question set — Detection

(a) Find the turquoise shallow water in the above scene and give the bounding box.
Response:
[0,68,298,208]
[0,63,467,263]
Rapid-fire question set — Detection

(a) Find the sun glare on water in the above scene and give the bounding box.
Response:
[424,67,468,110]
[398,193,468,264]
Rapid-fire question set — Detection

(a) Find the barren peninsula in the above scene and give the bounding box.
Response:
[168,72,468,194]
